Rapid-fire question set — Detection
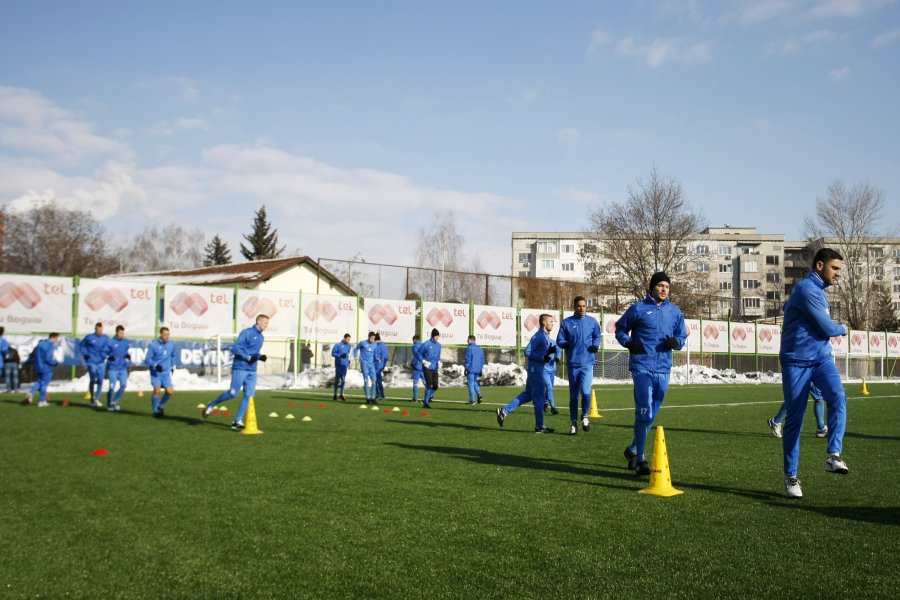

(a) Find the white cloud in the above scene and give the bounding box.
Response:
[828,65,850,80]
[554,187,602,205]
[557,128,582,144]
[738,0,794,25]
[615,36,713,68]
[588,29,611,53]
[136,76,202,103]
[872,27,900,47]
[0,85,130,164]
[148,117,212,136]
[510,89,539,106]
[770,29,841,53]
[808,0,868,19]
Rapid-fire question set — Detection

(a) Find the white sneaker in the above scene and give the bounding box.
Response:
[22,394,33,405]
[91,399,102,408]
[569,425,578,436]
[824,453,849,474]
[785,476,802,498]
[767,418,782,438]
[582,416,591,432]
[202,404,214,419]
[37,401,51,408]
[815,426,828,438]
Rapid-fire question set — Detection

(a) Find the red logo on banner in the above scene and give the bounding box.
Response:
[426,307,454,327]
[170,292,209,316]
[476,310,501,330]
[870,336,881,348]
[523,314,539,332]
[242,296,278,319]
[0,282,42,309]
[851,333,862,346]
[368,304,398,325]
[304,300,337,323]
[704,324,720,340]
[605,319,616,334]
[84,287,129,313]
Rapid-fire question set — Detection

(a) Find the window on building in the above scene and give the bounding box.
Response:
[697,263,709,272]
[536,242,557,253]
[518,271,529,277]
[561,244,575,254]
[743,298,761,309]
[719,282,732,291]
[676,245,687,254]
[719,245,731,255]
[869,247,884,257]
[518,253,530,263]
[766,272,781,283]
[742,279,761,289]
[561,262,575,272]
[871,266,884,277]
[582,243,597,254]
[540,259,555,269]
[894,302,900,311]
[893,267,900,278]
[893,284,900,293]
[719,264,732,273]
[766,291,780,300]
[893,248,900,258]
[739,246,752,254]
[696,245,709,255]
[695,281,710,291]
[719,299,731,311]
[743,261,759,273]
[584,263,596,273]
[766,255,780,265]
[675,263,687,272]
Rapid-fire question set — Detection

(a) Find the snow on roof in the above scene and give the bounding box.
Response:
[103,272,262,285]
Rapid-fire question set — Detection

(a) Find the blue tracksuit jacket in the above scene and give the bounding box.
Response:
[421,339,442,371]
[525,329,554,374]
[33,338,59,375]
[556,314,602,367]
[331,341,352,367]
[615,295,687,374]
[354,340,377,366]
[465,343,484,374]
[80,333,110,365]
[144,338,176,371]
[107,337,132,369]
[231,324,266,371]
[780,272,846,364]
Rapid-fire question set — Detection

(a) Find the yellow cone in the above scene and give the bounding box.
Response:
[137,390,144,397]
[242,396,263,435]
[84,391,91,400]
[370,405,379,411]
[639,426,683,497]
[302,416,312,422]
[359,404,368,410]
[392,406,401,412]
[285,414,295,420]
[268,412,279,418]
[588,389,603,419]
[197,403,206,408]
[861,379,870,396]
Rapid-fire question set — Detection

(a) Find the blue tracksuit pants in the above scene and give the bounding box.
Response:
[626,371,669,460]
[566,364,593,425]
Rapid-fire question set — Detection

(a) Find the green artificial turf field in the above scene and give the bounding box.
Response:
[1,382,898,598]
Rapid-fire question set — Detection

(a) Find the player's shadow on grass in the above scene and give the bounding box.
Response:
[603,421,776,439]
[844,431,900,441]
[387,419,498,433]
[386,442,637,490]
[791,505,900,526]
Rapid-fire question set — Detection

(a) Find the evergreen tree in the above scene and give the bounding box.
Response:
[203,234,232,266]
[871,286,899,332]
[240,205,285,261]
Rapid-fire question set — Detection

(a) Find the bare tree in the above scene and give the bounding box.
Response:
[803,179,894,329]
[1,201,118,277]
[328,252,375,296]
[581,167,708,305]
[115,223,206,273]
[413,210,485,301]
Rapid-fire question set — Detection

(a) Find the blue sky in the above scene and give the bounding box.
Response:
[2,0,898,275]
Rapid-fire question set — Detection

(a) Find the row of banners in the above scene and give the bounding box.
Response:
[2,273,900,356]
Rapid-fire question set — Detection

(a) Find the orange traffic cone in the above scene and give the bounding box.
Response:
[861,379,870,396]
[137,389,144,397]
[242,396,263,435]
[639,426,683,497]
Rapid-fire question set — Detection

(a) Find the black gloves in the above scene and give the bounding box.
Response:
[464,369,469,376]
[83,354,90,361]
[663,337,680,350]
[258,355,267,362]
[626,341,645,354]
[154,364,163,372]
[248,355,257,364]
[587,345,598,354]
[341,353,348,359]
[107,356,114,362]
[543,354,554,363]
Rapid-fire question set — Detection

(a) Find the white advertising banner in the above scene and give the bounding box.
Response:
[849,330,868,354]
[757,324,781,355]
[886,332,900,358]
[0,274,73,334]
[364,298,417,343]
[519,308,561,347]
[701,320,729,353]
[473,304,517,347]
[237,289,299,336]
[729,322,756,354]
[422,302,470,345]
[77,279,157,337]
[830,335,849,355]
[301,294,358,344]
[601,313,622,350]
[163,284,235,338]
[868,331,887,357]
[684,319,702,353]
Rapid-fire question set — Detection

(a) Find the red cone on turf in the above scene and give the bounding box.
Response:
[318,404,325,409]
[402,410,410,416]
[62,399,70,407]
[223,411,231,417]
[288,401,296,406]
[92,448,109,457]
[213,409,220,416]
[384,409,391,414]
[304,402,310,408]
[422,412,430,417]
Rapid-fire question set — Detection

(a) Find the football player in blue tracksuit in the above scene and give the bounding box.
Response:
[496,314,557,433]
[80,322,110,407]
[464,335,484,404]
[420,328,442,408]
[374,333,390,400]
[556,296,602,435]
[105,325,131,411]
[410,335,425,403]
[542,342,562,416]
[144,327,176,417]
[354,331,378,403]
[331,333,353,401]
[23,333,60,407]
[204,315,268,429]
[779,248,849,498]
[615,272,687,476]
[767,383,828,439]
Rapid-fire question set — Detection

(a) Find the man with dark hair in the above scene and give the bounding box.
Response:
[144,327,176,418]
[615,272,686,475]
[464,335,484,405]
[779,247,849,498]
[331,334,352,401]
[354,331,378,404]
[496,314,556,433]
[23,333,60,407]
[374,333,389,400]
[410,335,425,403]
[556,296,602,435]
[80,322,110,408]
[421,328,442,409]
[105,325,131,411]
